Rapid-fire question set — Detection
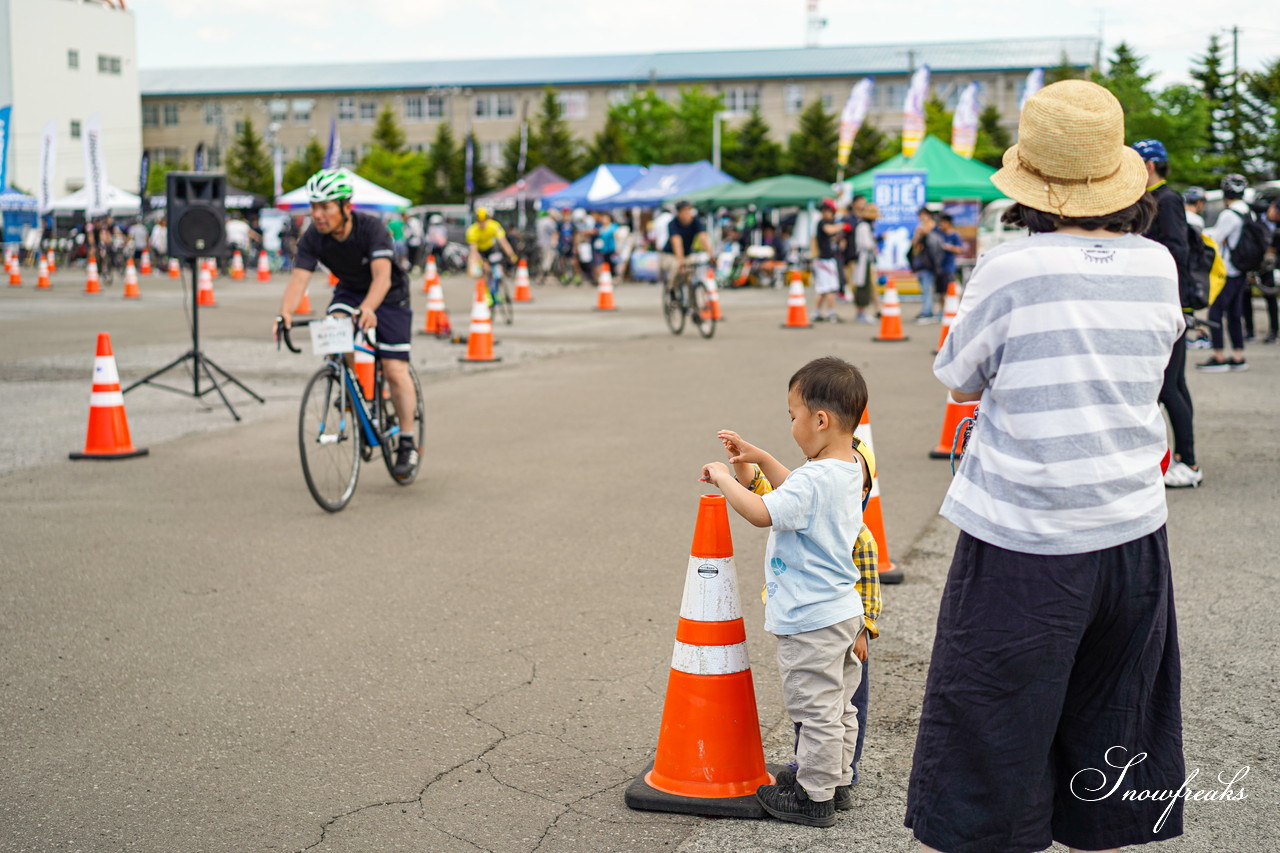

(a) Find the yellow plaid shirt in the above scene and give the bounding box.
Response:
[748,436,882,638]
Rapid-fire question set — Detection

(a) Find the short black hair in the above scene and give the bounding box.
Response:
[1153,161,1171,179]
[851,193,867,203]
[918,207,935,219]
[675,200,693,211]
[1001,193,1156,235]
[939,213,953,224]
[788,356,868,433]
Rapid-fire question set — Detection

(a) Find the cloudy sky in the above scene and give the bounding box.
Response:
[130,0,1277,85]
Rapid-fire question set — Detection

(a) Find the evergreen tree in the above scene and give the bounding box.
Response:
[282,138,325,192]
[1190,34,1231,159]
[1092,42,1161,140]
[669,86,725,164]
[357,148,425,203]
[1046,51,1080,83]
[498,130,524,187]
[465,133,495,199]
[370,103,407,153]
[225,118,273,197]
[145,158,188,195]
[722,108,781,182]
[1152,84,1218,187]
[531,88,579,178]
[924,96,952,145]
[422,122,462,203]
[1243,58,1280,179]
[607,89,676,165]
[584,110,628,168]
[785,99,839,182]
[845,121,894,176]
[974,104,1012,168]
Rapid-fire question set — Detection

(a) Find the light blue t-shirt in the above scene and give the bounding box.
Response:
[760,458,865,635]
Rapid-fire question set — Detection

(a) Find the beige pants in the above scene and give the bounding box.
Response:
[776,616,863,801]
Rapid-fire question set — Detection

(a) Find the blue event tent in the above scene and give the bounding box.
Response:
[540,164,646,211]
[585,161,738,209]
[0,187,39,245]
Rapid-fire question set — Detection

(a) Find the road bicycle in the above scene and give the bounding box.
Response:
[538,250,577,286]
[485,251,515,325]
[275,316,424,512]
[663,252,716,339]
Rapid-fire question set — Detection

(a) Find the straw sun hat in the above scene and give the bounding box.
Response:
[992,80,1148,218]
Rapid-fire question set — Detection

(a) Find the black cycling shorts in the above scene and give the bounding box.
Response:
[328,289,412,361]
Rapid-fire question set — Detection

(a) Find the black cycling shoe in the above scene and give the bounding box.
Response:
[392,438,418,479]
[772,768,853,810]
[756,781,836,827]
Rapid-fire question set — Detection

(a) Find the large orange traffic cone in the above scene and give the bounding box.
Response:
[626,494,777,818]
[354,333,376,401]
[929,393,978,460]
[934,279,959,354]
[69,333,149,460]
[704,267,723,321]
[781,270,810,328]
[196,262,216,306]
[84,254,101,294]
[423,278,446,335]
[8,251,22,286]
[139,249,152,276]
[513,258,532,302]
[855,406,901,584]
[295,287,312,315]
[37,256,51,289]
[459,279,500,362]
[257,250,271,282]
[873,277,908,342]
[595,262,616,311]
[122,259,141,299]
[230,249,245,280]
[422,254,438,293]
[168,257,180,279]
[47,249,57,274]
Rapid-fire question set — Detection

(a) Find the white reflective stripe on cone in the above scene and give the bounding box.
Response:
[90,391,125,407]
[93,357,120,385]
[678,556,742,622]
[670,641,750,676]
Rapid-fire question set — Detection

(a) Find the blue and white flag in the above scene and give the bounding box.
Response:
[1020,68,1044,113]
[82,115,109,216]
[464,134,474,197]
[37,120,57,213]
[0,105,11,191]
[323,117,341,170]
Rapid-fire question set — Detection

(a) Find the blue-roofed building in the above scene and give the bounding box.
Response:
[140,37,1097,182]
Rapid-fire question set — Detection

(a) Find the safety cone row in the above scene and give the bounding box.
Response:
[196,261,216,306]
[122,259,141,299]
[459,280,500,363]
[257,250,271,282]
[84,254,101,294]
[704,268,723,321]
[422,254,438,293]
[513,259,532,302]
[929,393,979,461]
[855,406,901,584]
[595,262,616,311]
[139,249,152,276]
[47,249,57,274]
[626,494,777,818]
[37,256,51,289]
[168,257,180,279]
[423,278,448,336]
[69,332,148,461]
[781,270,810,328]
[934,280,959,354]
[873,278,908,342]
[230,249,245,280]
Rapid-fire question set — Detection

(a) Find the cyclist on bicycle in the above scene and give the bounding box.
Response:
[465,207,517,280]
[662,201,713,285]
[276,169,420,480]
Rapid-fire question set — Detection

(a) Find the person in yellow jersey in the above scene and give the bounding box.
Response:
[465,207,518,280]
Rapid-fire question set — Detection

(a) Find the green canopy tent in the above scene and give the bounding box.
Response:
[680,174,834,208]
[845,135,1006,203]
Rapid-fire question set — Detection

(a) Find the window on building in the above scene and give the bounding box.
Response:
[70,120,81,139]
[337,97,355,122]
[483,140,502,166]
[557,91,588,120]
[474,94,515,120]
[724,87,761,115]
[359,101,377,121]
[68,49,79,70]
[97,54,121,75]
[784,84,805,114]
[425,95,446,119]
[820,92,835,111]
[269,99,289,122]
[607,88,632,106]
[204,102,222,126]
[234,121,247,136]
[291,99,313,122]
[405,96,424,121]
[206,147,222,169]
[142,104,159,128]
[410,143,429,154]
[340,149,357,167]
[163,103,179,126]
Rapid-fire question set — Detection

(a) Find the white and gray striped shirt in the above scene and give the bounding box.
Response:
[934,232,1184,555]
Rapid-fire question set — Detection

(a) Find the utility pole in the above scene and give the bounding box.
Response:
[1231,24,1239,157]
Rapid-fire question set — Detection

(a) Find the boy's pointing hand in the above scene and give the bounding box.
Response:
[718,430,758,465]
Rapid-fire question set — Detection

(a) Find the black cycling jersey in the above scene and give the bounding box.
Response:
[295,210,409,303]
[664,216,706,255]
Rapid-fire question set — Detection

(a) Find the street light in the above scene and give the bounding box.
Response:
[711,110,732,173]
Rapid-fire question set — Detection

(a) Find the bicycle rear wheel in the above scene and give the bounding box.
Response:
[664,279,687,335]
[691,282,716,339]
[378,362,425,485]
[495,278,515,325]
[299,365,361,512]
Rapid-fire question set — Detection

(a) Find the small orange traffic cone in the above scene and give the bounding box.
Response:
[122,259,141,299]
[295,287,312,315]
[69,332,149,461]
[354,333,376,400]
[37,256,51,289]
[84,254,101,294]
[257,250,271,282]
[167,257,180,279]
[855,406,901,584]
[8,251,22,286]
[873,277,908,342]
[929,393,979,460]
[47,249,57,274]
[513,258,532,302]
[328,271,339,287]
[781,270,810,328]
[423,278,446,335]
[422,254,438,293]
[626,494,776,818]
[230,249,245,280]
[934,279,959,354]
[595,262,616,311]
[139,249,152,276]
[704,267,723,321]
[196,263,216,306]
[459,279,500,363]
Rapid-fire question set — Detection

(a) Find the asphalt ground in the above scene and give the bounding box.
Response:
[0,266,1276,852]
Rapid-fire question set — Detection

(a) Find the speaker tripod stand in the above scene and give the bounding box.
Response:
[123,257,265,421]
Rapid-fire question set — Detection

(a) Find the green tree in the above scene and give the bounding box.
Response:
[583,109,628,168]
[225,118,273,197]
[785,99,839,182]
[530,88,580,177]
[924,96,952,145]
[1243,58,1280,179]
[370,103,406,153]
[498,129,525,187]
[722,108,781,181]
[465,133,495,199]
[844,121,895,176]
[145,158,188,195]
[1190,34,1231,160]
[606,89,676,165]
[422,122,462,203]
[974,104,1012,168]
[669,85,725,164]
[1046,51,1081,84]
[1092,42,1162,139]
[282,138,326,192]
[357,148,425,203]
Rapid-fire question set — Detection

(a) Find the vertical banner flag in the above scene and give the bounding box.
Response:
[837,78,875,168]
[138,152,150,213]
[1019,68,1044,113]
[194,142,206,172]
[951,82,981,159]
[83,115,109,217]
[0,105,11,191]
[273,145,284,201]
[323,117,340,170]
[873,171,927,271]
[902,66,930,158]
[37,120,57,213]
[464,133,474,197]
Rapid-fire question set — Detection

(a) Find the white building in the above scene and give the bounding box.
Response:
[0,0,140,195]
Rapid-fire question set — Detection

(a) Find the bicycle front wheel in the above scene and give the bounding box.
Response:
[299,365,362,512]
[378,362,425,485]
[664,280,687,335]
[496,279,515,325]
[691,282,716,339]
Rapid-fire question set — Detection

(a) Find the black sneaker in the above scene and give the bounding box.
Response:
[392,438,418,479]
[773,768,853,810]
[1228,358,1249,371]
[755,781,836,827]
[1195,357,1231,373]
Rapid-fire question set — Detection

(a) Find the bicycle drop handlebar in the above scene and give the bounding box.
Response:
[274,315,374,355]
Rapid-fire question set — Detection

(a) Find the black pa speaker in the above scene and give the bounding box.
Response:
[167,172,229,259]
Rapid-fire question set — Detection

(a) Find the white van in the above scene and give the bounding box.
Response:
[976,198,1023,257]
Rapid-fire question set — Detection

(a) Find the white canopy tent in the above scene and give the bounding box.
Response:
[276,170,411,212]
[50,184,142,215]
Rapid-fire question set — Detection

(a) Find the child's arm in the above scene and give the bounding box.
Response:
[701,462,772,528]
[853,526,881,661]
[718,430,791,488]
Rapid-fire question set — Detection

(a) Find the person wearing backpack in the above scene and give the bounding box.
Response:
[1199,174,1259,372]
[1134,140,1200,487]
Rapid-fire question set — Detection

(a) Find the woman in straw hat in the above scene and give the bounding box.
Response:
[907,80,1186,853]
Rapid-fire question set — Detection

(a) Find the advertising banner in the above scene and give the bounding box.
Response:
[0,105,11,191]
[902,66,930,158]
[82,115,109,217]
[873,170,927,270]
[951,83,981,160]
[837,78,874,168]
[1020,68,1045,113]
[37,120,57,213]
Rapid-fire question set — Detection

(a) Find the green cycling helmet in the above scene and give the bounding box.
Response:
[306,169,354,203]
